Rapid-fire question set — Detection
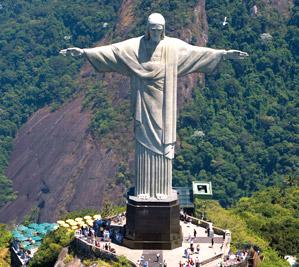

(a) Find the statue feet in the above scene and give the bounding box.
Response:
[137,194,150,200]
[156,194,167,200]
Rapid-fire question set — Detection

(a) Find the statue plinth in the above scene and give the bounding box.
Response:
[123,189,182,250]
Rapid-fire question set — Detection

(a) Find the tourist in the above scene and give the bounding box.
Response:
[187,248,191,259]
[190,241,194,254]
[180,209,184,221]
[189,258,194,266]
[193,229,197,238]
[156,253,160,262]
[206,225,210,237]
[196,244,200,254]
[184,248,188,258]
[211,238,214,248]
[82,226,88,237]
[187,217,192,227]
[220,242,224,250]
[140,255,144,264]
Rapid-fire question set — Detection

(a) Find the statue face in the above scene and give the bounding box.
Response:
[149,24,163,43]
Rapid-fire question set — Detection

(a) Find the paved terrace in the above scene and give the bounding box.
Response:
[76,218,227,267]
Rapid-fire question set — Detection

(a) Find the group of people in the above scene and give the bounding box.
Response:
[113,212,126,225]
[184,242,201,257]
[77,217,121,243]
[76,225,117,254]
[12,241,33,265]
[179,257,200,267]
[222,250,249,266]
[138,255,167,267]
[95,241,116,253]
[183,242,201,267]
[75,214,127,256]
[182,224,202,267]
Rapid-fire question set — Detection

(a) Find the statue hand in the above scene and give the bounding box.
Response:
[224,50,249,60]
[59,47,84,57]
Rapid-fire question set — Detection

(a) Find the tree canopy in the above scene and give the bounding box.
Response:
[174,0,299,206]
[0,0,121,207]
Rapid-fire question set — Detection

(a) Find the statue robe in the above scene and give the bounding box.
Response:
[83,36,224,198]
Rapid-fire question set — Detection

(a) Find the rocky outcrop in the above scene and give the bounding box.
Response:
[54,248,82,267]
[262,0,293,17]
[0,96,121,222]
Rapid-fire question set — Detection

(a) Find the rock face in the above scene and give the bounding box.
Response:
[262,0,293,17]
[0,96,119,222]
[0,0,210,223]
[54,248,83,267]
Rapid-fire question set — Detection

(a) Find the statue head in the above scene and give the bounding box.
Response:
[146,13,165,43]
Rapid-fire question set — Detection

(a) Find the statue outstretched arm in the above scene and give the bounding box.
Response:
[60,45,130,75]
[177,40,249,76]
[59,47,84,57]
[223,50,249,60]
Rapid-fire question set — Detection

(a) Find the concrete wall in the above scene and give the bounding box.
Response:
[72,237,137,267]
[10,247,25,267]
[185,214,226,236]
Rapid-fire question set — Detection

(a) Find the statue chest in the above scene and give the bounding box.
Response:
[140,43,165,71]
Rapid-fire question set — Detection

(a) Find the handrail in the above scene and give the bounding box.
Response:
[184,214,226,235]
[74,236,137,267]
[200,252,223,266]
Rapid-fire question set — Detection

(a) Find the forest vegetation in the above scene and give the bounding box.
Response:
[174,0,299,206]
[0,0,121,207]
[195,186,299,266]
[0,0,297,208]
[0,0,298,265]
[0,224,12,267]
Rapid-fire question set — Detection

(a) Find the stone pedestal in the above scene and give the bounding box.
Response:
[123,190,182,250]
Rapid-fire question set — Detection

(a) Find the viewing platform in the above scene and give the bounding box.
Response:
[72,214,237,267]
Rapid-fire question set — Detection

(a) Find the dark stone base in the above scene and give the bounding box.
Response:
[123,190,182,250]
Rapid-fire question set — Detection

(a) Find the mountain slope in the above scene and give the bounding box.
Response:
[0,0,208,222]
[174,0,298,206]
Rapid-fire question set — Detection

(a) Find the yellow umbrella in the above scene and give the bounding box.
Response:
[71,225,79,230]
[84,215,92,220]
[57,220,65,225]
[77,221,86,226]
[68,221,77,226]
[61,223,70,228]
[93,214,101,220]
[75,217,83,222]
[86,220,94,226]
[66,219,75,223]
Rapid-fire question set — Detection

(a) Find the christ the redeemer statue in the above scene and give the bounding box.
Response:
[60,13,248,200]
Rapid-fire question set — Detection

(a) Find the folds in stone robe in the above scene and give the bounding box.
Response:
[84,36,224,157]
[83,36,224,198]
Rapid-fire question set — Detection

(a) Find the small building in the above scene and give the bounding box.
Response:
[174,187,194,210]
[174,181,213,212]
[192,181,213,199]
